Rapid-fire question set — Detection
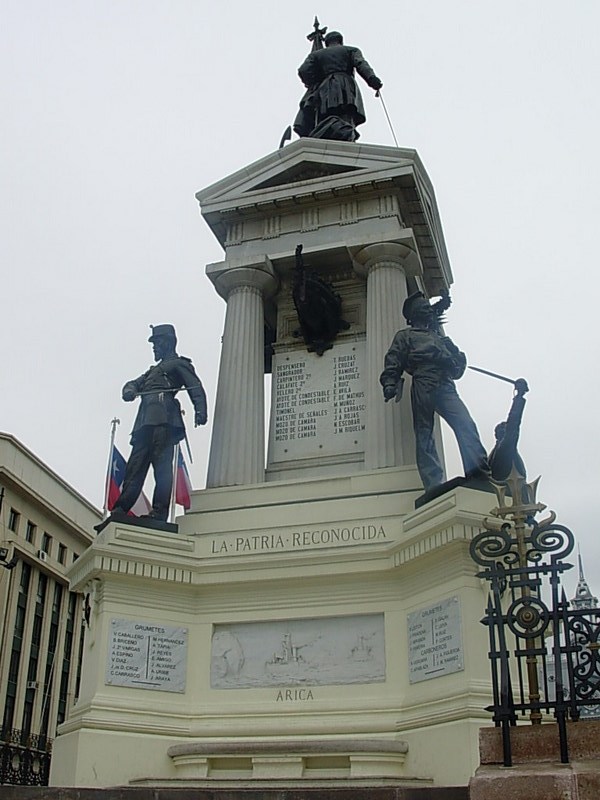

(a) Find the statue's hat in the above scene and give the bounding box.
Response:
[402,292,430,323]
[148,324,176,341]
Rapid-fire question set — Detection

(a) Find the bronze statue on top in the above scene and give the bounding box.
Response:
[294,23,383,142]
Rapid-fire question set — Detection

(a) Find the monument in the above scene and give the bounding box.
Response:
[50,21,499,789]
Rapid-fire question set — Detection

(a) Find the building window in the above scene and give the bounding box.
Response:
[73,553,79,563]
[22,573,47,736]
[41,532,52,556]
[8,508,20,533]
[2,562,31,732]
[57,592,78,725]
[25,520,36,544]
[58,543,67,564]
[40,582,63,737]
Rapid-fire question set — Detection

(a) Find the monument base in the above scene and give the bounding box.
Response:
[3,785,469,800]
[164,738,412,782]
[51,474,496,788]
[414,476,495,509]
[94,512,178,534]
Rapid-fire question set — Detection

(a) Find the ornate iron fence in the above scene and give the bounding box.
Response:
[0,728,52,785]
[469,469,600,766]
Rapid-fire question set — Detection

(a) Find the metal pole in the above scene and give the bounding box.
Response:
[513,503,543,724]
[102,418,120,519]
[376,90,399,148]
[169,444,179,524]
[468,365,517,386]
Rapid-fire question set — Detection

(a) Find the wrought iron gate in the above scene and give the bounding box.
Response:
[469,468,600,766]
[0,728,51,785]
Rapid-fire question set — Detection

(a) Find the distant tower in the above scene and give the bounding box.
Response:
[571,547,599,610]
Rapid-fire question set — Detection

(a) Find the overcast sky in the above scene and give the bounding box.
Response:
[2,1,599,595]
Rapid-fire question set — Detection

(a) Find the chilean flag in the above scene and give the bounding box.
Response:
[107,445,151,516]
[175,447,192,510]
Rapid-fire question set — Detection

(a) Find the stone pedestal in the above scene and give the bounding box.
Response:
[198,139,453,487]
[50,485,496,787]
[469,722,600,799]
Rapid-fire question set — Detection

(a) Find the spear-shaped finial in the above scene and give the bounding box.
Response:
[307,16,327,51]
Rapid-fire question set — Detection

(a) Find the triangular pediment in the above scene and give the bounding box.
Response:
[251,160,361,190]
[196,138,421,213]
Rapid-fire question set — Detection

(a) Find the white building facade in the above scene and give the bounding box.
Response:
[0,433,100,780]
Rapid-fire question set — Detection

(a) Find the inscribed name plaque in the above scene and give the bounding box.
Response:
[105,618,188,693]
[408,596,464,683]
[211,613,385,689]
[268,341,366,463]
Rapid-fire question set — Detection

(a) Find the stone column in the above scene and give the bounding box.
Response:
[353,243,420,470]
[206,262,278,488]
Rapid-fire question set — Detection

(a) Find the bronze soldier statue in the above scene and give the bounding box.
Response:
[294,30,382,142]
[111,324,207,522]
[380,292,490,493]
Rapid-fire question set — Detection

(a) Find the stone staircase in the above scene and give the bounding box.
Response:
[2,786,469,800]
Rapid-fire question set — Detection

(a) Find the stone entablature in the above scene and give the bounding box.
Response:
[196,139,452,294]
[196,140,450,297]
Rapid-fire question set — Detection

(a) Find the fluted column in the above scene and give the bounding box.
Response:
[207,263,278,488]
[354,243,420,470]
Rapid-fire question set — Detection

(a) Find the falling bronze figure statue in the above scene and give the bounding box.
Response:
[466,364,530,488]
[294,21,383,142]
[488,378,529,482]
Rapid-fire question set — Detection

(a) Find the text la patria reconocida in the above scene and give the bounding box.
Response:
[207,523,388,556]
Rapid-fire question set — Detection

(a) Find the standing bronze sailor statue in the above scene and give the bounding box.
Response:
[380,292,491,494]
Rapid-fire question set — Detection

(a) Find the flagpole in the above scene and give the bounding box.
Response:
[102,418,120,519]
[169,443,179,524]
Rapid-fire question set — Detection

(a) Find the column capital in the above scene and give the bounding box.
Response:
[351,242,421,279]
[207,257,279,300]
